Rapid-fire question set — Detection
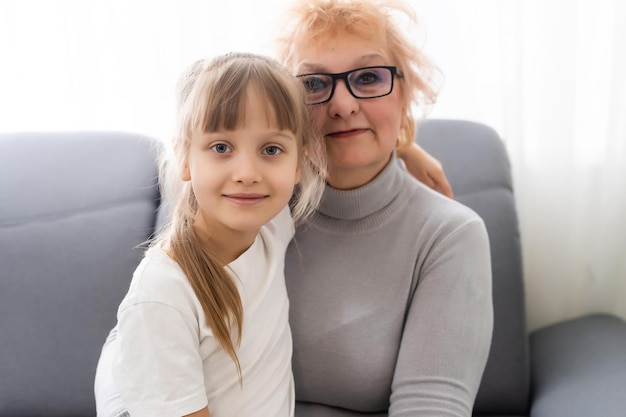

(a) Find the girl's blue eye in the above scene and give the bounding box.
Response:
[211,143,230,153]
[263,146,282,156]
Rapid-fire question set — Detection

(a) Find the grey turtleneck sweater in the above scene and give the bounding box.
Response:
[285,156,493,417]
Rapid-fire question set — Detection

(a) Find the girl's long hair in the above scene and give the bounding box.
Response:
[156,52,326,384]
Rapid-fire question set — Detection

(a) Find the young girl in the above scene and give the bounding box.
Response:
[109,52,325,417]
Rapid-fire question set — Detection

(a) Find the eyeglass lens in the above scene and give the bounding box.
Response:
[300,66,394,104]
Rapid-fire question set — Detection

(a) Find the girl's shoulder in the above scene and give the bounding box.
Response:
[119,246,198,313]
[261,205,294,247]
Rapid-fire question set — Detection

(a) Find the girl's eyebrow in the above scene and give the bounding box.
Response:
[273,131,296,140]
[200,130,296,142]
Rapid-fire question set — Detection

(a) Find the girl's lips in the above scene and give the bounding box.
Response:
[327,128,368,139]
[223,194,268,206]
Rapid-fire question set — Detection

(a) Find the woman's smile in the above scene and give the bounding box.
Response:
[326,128,369,139]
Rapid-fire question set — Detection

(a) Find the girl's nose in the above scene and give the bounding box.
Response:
[232,153,262,184]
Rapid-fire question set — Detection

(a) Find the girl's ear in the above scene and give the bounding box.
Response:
[175,142,191,181]
[181,160,191,181]
[294,151,303,185]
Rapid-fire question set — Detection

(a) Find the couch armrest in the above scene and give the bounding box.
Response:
[529,314,626,417]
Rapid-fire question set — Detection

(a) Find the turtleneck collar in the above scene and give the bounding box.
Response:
[313,153,405,227]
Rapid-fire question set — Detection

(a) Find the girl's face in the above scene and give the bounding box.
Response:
[295,32,406,190]
[181,89,301,250]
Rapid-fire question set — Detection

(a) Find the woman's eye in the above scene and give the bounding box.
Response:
[356,71,382,85]
[302,76,328,93]
[263,146,282,156]
[210,143,230,153]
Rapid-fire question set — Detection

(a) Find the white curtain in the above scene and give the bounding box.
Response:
[417,0,626,331]
[2,0,624,331]
[0,0,292,139]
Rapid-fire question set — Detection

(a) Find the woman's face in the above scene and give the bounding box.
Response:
[295,32,406,189]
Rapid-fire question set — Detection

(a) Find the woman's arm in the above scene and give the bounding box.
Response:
[389,217,493,416]
[397,142,454,198]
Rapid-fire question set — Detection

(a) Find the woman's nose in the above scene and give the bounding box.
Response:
[327,80,359,118]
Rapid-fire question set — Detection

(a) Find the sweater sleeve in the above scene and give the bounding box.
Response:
[389,217,493,417]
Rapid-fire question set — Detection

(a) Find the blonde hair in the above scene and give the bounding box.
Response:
[275,0,441,148]
[157,52,325,384]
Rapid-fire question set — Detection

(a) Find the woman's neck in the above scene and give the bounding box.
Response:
[315,153,403,225]
[326,153,393,190]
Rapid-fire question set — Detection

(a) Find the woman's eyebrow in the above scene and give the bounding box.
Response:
[297,63,326,74]
[297,53,387,74]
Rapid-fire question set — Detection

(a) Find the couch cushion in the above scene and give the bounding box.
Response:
[530,314,626,417]
[0,131,160,416]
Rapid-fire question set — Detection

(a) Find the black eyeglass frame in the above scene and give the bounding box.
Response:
[296,65,404,105]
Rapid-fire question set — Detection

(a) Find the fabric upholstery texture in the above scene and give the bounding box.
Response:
[0,132,160,416]
[530,314,626,417]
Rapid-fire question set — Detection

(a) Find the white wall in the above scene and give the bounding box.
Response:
[2,0,624,332]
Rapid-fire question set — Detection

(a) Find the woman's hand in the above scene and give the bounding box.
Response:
[397,142,454,198]
[184,406,210,417]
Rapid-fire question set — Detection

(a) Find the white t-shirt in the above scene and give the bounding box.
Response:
[112,206,295,417]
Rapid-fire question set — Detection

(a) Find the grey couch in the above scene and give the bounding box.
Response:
[1,120,625,417]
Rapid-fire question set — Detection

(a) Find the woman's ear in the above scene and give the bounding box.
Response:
[397,109,409,148]
[401,104,409,129]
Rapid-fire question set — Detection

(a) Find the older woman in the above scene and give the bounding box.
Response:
[276,0,492,416]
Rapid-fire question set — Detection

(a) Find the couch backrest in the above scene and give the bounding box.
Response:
[0,124,527,416]
[0,132,161,417]
[417,120,530,416]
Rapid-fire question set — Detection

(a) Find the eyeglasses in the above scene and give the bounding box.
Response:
[297,66,403,105]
